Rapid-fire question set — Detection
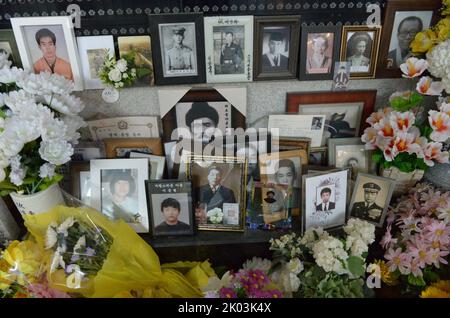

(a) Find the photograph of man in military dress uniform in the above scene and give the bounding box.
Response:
[351,182,383,222]
[213,27,245,74]
[160,23,197,77]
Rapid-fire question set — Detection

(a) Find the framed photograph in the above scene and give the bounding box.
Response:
[259,150,306,216]
[0,29,22,67]
[104,138,163,158]
[159,87,246,143]
[118,35,154,86]
[10,16,83,90]
[349,173,396,227]
[253,15,300,81]
[69,161,91,206]
[340,25,381,79]
[299,25,342,81]
[76,35,115,89]
[129,152,165,180]
[72,141,105,162]
[87,116,160,141]
[187,155,247,232]
[146,180,194,236]
[90,159,149,233]
[302,169,349,234]
[286,90,377,145]
[204,15,254,83]
[328,138,370,178]
[150,13,205,85]
[377,0,441,77]
[273,137,311,153]
[261,184,292,228]
[309,146,328,166]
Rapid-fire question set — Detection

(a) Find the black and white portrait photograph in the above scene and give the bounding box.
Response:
[328,138,370,177]
[349,173,396,227]
[159,22,197,77]
[188,155,246,231]
[261,185,291,228]
[311,116,324,130]
[387,11,433,68]
[306,33,333,74]
[213,25,245,75]
[261,26,290,72]
[302,169,349,234]
[146,181,194,236]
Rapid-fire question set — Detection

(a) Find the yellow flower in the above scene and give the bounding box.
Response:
[410,29,437,53]
[374,260,399,286]
[443,0,450,15]
[420,280,450,298]
[433,280,450,293]
[434,17,450,42]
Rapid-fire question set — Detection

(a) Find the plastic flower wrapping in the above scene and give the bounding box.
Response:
[0,52,86,196]
[377,182,450,294]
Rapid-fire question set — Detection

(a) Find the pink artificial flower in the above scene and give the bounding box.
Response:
[389,111,415,132]
[409,259,423,277]
[27,283,71,298]
[429,248,449,268]
[400,57,428,78]
[385,248,411,274]
[392,131,422,156]
[361,127,378,150]
[428,110,450,142]
[366,107,392,126]
[374,118,395,138]
[380,224,398,250]
[219,287,237,299]
[423,220,450,245]
[376,136,396,161]
[422,142,449,167]
[416,76,444,96]
[407,238,433,268]
[437,201,450,224]
[440,102,450,116]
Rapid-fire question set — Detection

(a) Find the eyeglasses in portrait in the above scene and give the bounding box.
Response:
[349,173,396,227]
[146,181,194,237]
[302,169,349,234]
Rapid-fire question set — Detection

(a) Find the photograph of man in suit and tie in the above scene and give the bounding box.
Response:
[261,28,290,72]
[316,186,336,212]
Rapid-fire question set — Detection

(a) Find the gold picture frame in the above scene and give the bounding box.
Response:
[103,138,163,158]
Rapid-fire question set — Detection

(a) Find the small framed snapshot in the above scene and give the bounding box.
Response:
[103,138,163,158]
[87,116,160,141]
[76,35,115,89]
[10,16,84,90]
[302,169,349,234]
[376,0,441,77]
[328,137,370,178]
[253,15,300,81]
[146,180,194,236]
[204,15,254,83]
[118,35,155,86]
[340,25,382,79]
[349,173,396,227]
[129,151,165,180]
[0,29,22,67]
[90,159,149,233]
[299,25,342,81]
[150,13,205,85]
[273,137,311,153]
[309,146,328,166]
[72,141,105,162]
[188,155,247,232]
[69,161,91,206]
[261,184,292,228]
[259,150,306,216]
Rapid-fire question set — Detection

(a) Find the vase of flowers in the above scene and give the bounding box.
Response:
[98,49,137,103]
[0,52,86,216]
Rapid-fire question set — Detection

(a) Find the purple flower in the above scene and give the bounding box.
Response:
[70,254,80,263]
[86,247,96,257]
[219,287,237,298]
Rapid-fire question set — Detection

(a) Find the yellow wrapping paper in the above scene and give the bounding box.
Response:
[23,205,208,298]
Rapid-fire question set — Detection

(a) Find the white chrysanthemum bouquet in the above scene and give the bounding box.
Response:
[97,49,137,89]
[0,52,86,195]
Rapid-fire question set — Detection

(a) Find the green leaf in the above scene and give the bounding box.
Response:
[135,67,151,78]
[407,274,426,287]
[371,150,383,164]
[347,256,365,277]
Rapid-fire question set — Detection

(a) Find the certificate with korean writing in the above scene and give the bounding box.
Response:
[88,116,160,141]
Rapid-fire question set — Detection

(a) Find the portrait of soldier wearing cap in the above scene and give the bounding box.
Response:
[184,101,220,144]
[262,31,289,71]
[219,30,244,74]
[164,26,196,75]
[351,182,383,221]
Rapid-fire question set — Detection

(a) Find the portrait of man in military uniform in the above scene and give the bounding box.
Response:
[214,28,245,74]
[159,23,197,77]
[351,182,384,222]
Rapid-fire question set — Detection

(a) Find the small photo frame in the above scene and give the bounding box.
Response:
[87,116,160,141]
[328,137,370,178]
[10,16,84,90]
[188,155,247,232]
[253,15,300,81]
[90,159,149,233]
[150,13,205,85]
[302,168,349,234]
[103,138,163,158]
[309,146,328,166]
[340,25,381,79]
[69,161,91,206]
[273,137,311,153]
[204,15,254,83]
[146,180,194,236]
[261,184,292,228]
[299,25,342,81]
[72,141,105,162]
[76,35,115,90]
[332,61,351,90]
[0,29,22,67]
[349,173,396,227]
[129,151,166,180]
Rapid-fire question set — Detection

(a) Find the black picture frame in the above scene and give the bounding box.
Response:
[146,180,194,237]
[253,15,300,81]
[149,13,206,85]
[299,25,341,81]
[0,29,22,68]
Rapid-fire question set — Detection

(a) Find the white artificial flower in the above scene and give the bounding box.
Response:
[8,155,21,171]
[50,246,66,273]
[427,39,450,92]
[312,236,349,275]
[241,257,272,274]
[66,264,84,289]
[207,208,224,224]
[0,168,5,182]
[16,72,51,96]
[122,73,128,79]
[39,72,74,95]
[41,93,85,115]
[300,227,329,250]
[0,51,12,69]
[0,93,4,107]
[270,266,301,294]
[39,163,56,179]
[45,223,58,249]
[73,235,86,252]
[57,217,76,237]
[39,139,74,165]
[287,258,304,275]
[4,115,41,143]
[116,59,128,72]
[0,151,8,169]
[61,115,86,144]
[9,166,26,186]
[108,68,122,82]
[0,66,26,84]
[3,90,36,114]
[343,218,375,246]
[0,132,24,157]
[345,236,369,257]
[201,271,233,293]
[40,117,67,142]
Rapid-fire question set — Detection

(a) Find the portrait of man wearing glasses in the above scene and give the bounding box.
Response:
[388,16,423,68]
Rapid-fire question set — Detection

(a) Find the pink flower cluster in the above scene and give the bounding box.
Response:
[218,269,283,299]
[381,183,450,277]
[361,104,449,165]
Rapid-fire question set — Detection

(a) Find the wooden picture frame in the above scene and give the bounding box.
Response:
[0,29,22,68]
[253,15,300,81]
[69,161,90,201]
[376,0,442,78]
[340,25,381,79]
[273,137,311,154]
[103,138,163,158]
[286,90,377,137]
[299,25,341,81]
[149,13,205,85]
